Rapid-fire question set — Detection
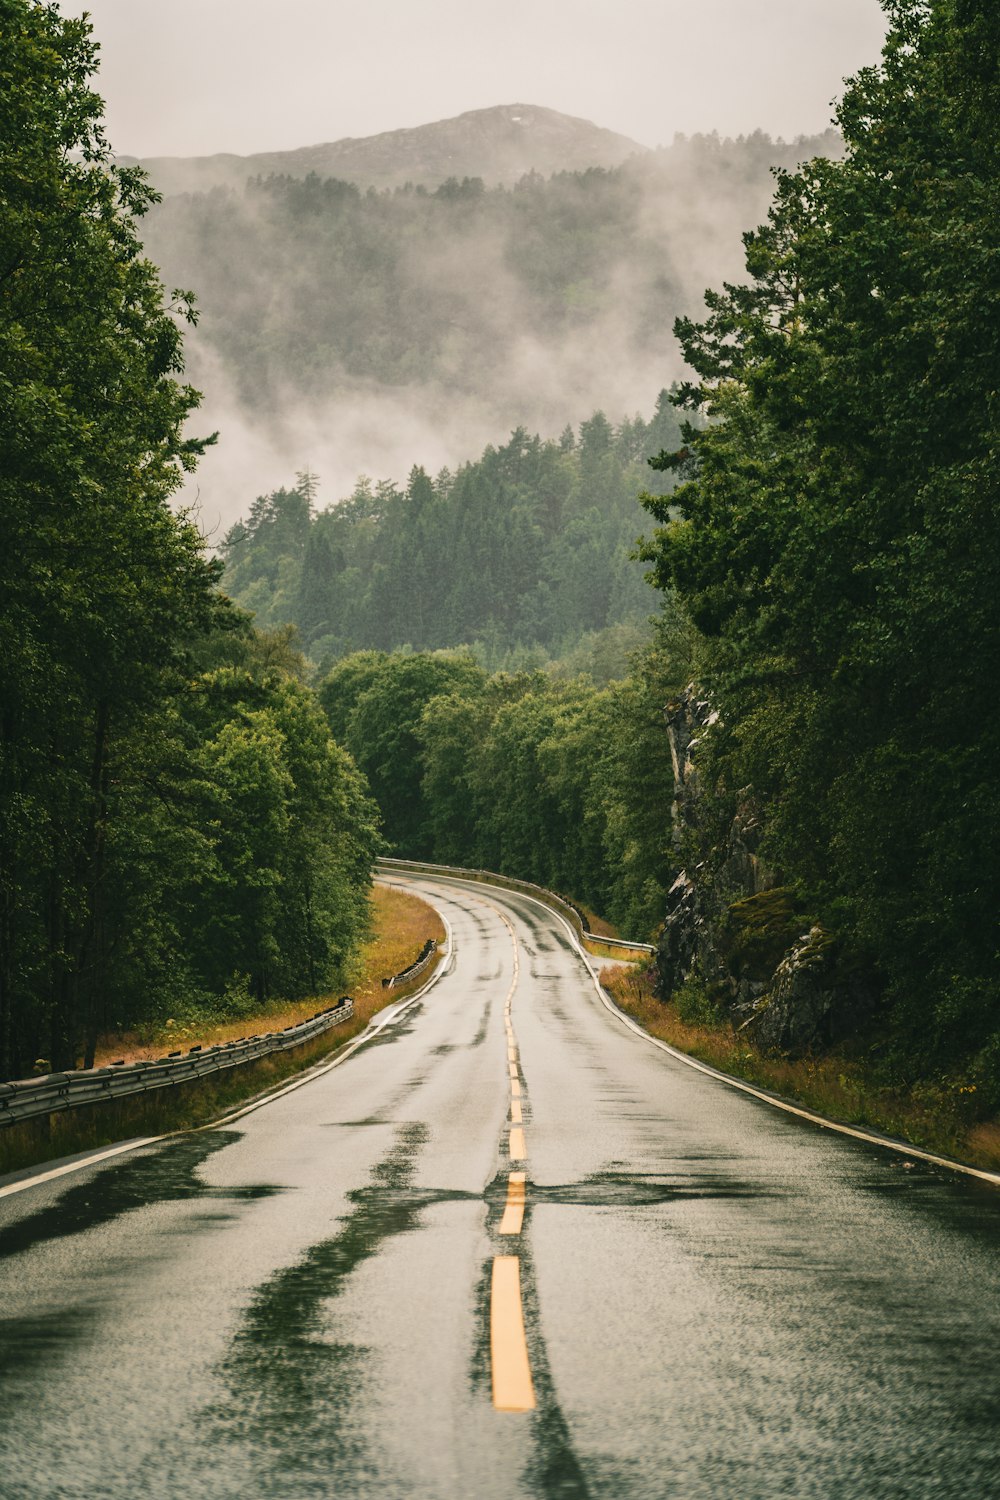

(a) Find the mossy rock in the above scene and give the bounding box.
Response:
[721,886,810,982]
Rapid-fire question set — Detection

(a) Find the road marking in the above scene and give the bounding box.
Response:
[490,1256,536,1411]
[509,1062,518,1080]
[1,896,457,1201]
[438,873,1000,1193]
[498,1172,526,1235]
[510,1098,522,1124]
[509,1125,526,1160]
[511,1077,521,1098]
[0,1137,163,1199]
[507,1046,518,1063]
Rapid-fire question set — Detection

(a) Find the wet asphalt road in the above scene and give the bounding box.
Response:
[1,873,1000,1500]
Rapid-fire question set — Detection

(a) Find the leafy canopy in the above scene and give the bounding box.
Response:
[640,0,1000,1087]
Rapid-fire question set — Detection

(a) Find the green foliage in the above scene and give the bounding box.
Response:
[721,889,810,983]
[222,400,683,661]
[319,652,487,856]
[0,6,379,1077]
[674,979,727,1029]
[641,0,1000,1087]
[319,606,688,937]
[141,133,840,420]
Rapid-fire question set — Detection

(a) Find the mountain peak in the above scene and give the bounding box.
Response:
[123,105,648,196]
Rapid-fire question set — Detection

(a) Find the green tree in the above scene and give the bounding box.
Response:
[0,0,218,1071]
[641,0,1000,1089]
[319,652,485,854]
[0,7,380,1076]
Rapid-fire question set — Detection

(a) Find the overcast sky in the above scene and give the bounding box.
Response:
[68,0,888,159]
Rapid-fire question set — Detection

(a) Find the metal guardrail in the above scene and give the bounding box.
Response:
[382,939,437,989]
[377,858,656,956]
[0,998,354,1129]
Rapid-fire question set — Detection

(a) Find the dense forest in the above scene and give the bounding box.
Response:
[143,132,839,419]
[220,397,682,669]
[0,2,379,1079]
[5,0,999,1133]
[641,0,1000,1101]
[141,128,842,516]
[315,611,688,939]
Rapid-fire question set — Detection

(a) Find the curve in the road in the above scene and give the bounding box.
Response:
[2,870,999,1500]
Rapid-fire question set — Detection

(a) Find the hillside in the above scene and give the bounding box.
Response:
[121,103,646,196]
[142,126,841,522]
[220,395,683,676]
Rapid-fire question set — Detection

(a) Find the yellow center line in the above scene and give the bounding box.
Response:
[498,1171,526,1235]
[507,1046,518,1063]
[491,1256,536,1412]
[509,1125,526,1160]
[510,1098,522,1124]
[509,1062,519,1080]
[511,1076,521,1098]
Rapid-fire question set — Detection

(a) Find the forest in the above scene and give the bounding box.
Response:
[640,0,1000,1102]
[315,612,688,940]
[224,0,1000,1111]
[0,2,379,1079]
[143,130,840,418]
[4,0,999,1127]
[220,397,682,670]
[141,125,843,514]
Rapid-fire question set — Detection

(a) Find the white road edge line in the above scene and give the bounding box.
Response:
[0,897,454,1200]
[399,873,1000,1191]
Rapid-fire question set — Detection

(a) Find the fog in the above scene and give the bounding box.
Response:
[56,2,888,531]
[184,328,676,541]
[144,129,838,531]
[66,0,886,157]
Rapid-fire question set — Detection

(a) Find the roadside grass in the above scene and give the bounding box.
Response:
[575,902,620,940]
[601,964,1000,1177]
[93,883,444,1064]
[1,884,445,1177]
[583,937,652,964]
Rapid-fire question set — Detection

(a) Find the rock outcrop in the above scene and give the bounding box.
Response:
[656,687,870,1054]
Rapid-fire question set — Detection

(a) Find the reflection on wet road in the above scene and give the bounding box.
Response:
[1,874,999,1498]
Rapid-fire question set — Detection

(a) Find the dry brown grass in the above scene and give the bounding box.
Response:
[94,883,445,1066]
[584,937,652,963]
[576,902,620,940]
[601,964,1000,1177]
[2,884,447,1177]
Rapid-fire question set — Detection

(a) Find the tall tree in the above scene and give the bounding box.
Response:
[640,0,1000,1089]
[0,1,220,1070]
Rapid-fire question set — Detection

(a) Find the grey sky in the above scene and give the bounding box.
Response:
[69,0,888,159]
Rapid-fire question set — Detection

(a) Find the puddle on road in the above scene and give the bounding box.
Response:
[0,1305,98,1383]
[350,999,425,1050]
[0,1132,280,1260]
[200,1122,436,1489]
[528,1171,773,1209]
[473,1191,595,1499]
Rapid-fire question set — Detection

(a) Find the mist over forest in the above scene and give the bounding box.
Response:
[7,0,1000,1202]
[220,397,684,677]
[140,124,840,521]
